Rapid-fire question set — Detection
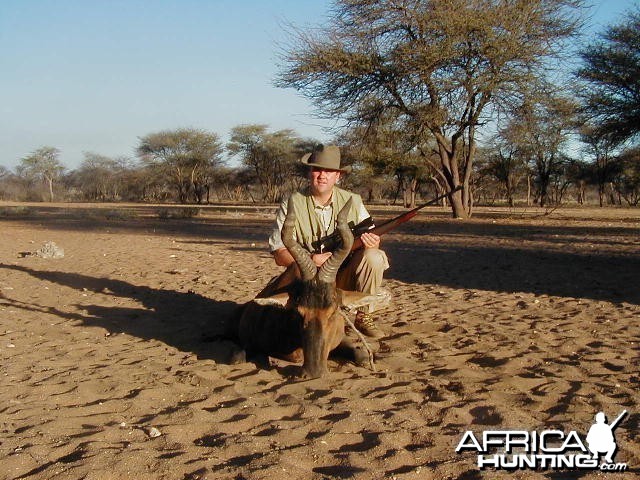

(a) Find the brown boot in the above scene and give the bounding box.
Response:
[354,310,384,339]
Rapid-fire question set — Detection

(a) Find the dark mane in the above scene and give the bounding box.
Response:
[289,278,338,310]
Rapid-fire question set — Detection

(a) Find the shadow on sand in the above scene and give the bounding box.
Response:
[384,238,640,305]
[3,211,638,307]
[0,263,240,363]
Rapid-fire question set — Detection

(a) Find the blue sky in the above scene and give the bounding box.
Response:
[0,0,637,170]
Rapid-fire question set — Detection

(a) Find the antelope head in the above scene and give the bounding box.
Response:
[281,197,354,378]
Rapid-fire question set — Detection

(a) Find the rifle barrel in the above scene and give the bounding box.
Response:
[350,186,462,251]
[372,185,463,230]
[610,410,627,430]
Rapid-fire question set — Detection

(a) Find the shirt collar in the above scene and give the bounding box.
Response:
[310,191,334,209]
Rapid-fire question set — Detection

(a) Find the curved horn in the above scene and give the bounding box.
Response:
[281,197,317,282]
[317,198,354,283]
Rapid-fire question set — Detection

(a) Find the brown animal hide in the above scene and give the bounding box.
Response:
[230,197,369,378]
[235,299,304,364]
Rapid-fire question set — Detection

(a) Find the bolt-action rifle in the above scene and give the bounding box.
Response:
[311,186,463,254]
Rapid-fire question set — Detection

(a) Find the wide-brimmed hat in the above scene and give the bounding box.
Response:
[300,145,351,173]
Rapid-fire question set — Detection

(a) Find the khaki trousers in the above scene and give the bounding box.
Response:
[257,248,389,313]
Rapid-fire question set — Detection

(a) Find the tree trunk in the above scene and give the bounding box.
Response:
[46,176,54,202]
[403,178,417,208]
[392,180,402,205]
[178,187,188,204]
[607,183,616,205]
[505,175,515,207]
[538,173,550,208]
[430,177,446,207]
[450,188,467,218]
[435,142,469,218]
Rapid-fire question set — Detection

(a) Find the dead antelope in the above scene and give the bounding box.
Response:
[230,198,370,378]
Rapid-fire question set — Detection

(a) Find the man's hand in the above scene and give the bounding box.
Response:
[312,252,332,267]
[360,232,380,249]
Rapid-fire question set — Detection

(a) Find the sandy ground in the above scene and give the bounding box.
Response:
[0,202,638,480]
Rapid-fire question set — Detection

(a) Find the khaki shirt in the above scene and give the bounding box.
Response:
[268,187,370,253]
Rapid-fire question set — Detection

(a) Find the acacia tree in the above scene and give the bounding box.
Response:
[137,128,223,203]
[339,121,434,207]
[480,139,529,207]
[579,126,618,206]
[612,146,640,206]
[227,125,311,202]
[277,0,584,217]
[0,166,18,200]
[576,8,640,147]
[505,92,578,207]
[18,146,65,202]
[69,152,133,201]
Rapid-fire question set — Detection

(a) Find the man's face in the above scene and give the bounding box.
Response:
[309,167,341,196]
